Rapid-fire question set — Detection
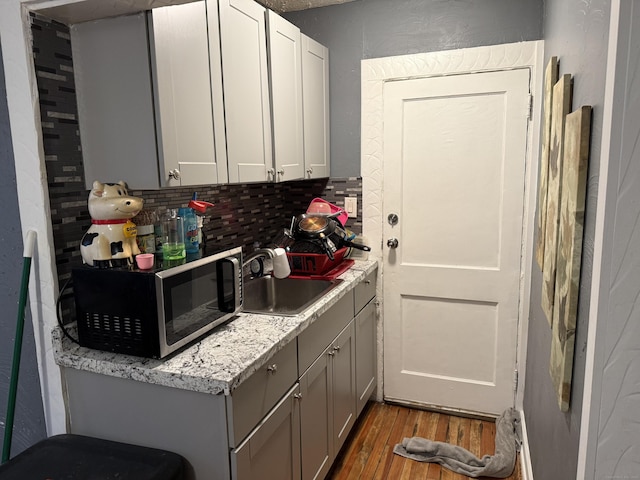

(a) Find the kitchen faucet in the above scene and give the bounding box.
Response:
[243,248,291,279]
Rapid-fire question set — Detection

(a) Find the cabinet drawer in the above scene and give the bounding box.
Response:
[354,269,377,315]
[227,340,298,447]
[298,292,354,374]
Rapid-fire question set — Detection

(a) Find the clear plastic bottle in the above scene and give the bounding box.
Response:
[154,207,164,252]
[160,209,186,260]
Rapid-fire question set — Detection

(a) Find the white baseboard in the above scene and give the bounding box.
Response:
[519,408,534,480]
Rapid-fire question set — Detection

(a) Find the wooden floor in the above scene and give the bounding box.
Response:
[328,402,521,480]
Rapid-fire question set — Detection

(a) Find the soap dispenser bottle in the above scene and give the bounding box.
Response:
[179,207,199,254]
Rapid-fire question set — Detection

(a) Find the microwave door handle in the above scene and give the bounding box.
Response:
[229,256,241,311]
[216,256,241,313]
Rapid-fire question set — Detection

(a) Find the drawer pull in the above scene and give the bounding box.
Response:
[328,351,335,357]
[364,280,371,285]
[332,345,341,353]
[267,364,278,374]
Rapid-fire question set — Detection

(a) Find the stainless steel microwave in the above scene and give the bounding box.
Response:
[72,246,242,358]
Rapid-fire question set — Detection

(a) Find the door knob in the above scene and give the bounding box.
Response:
[168,169,181,180]
[387,238,399,249]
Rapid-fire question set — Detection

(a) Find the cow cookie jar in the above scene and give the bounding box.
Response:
[80,181,144,268]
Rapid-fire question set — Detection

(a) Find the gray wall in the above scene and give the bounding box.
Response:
[0,44,47,455]
[523,1,611,479]
[285,0,543,177]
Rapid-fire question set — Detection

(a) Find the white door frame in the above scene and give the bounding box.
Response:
[577,1,639,478]
[0,0,185,436]
[1,0,66,436]
[361,41,544,412]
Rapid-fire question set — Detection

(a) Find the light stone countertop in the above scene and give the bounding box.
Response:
[52,259,378,396]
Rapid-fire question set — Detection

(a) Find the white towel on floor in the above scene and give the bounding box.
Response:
[393,407,520,478]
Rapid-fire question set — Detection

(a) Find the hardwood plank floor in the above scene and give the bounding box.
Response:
[328,402,521,480]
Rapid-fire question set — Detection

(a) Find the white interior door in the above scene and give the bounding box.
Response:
[383,68,530,415]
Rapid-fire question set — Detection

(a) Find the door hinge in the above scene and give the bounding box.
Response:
[527,94,533,120]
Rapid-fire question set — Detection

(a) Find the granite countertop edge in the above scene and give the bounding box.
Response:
[52,259,378,396]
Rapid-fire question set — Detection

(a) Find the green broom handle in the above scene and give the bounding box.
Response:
[2,230,36,464]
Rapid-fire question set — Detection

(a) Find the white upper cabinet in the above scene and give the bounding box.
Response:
[266,10,305,182]
[72,13,158,190]
[217,0,273,183]
[150,1,227,186]
[72,0,329,188]
[301,34,330,179]
[72,1,226,189]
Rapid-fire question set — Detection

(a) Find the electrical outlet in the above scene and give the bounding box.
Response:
[345,197,357,218]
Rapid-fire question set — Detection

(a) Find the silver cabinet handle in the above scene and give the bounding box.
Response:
[277,168,285,176]
[293,393,302,400]
[387,238,399,248]
[168,169,181,180]
[267,364,278,374]
[327,350,335,357]
[332,345,340,353]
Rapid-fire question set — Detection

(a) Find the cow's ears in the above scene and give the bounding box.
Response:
[117,181,129,194]
[92,180,105,197]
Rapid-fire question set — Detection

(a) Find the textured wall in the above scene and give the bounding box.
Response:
[524,1,611,479]
[593,2,640,477]
[285,0,543,177]
[0,42,47,456]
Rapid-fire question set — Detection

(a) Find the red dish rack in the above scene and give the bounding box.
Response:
[286,248,354,280]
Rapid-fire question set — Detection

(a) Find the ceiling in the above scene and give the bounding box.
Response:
[34,0,357,24]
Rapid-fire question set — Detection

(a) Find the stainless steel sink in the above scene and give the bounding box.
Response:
[243,276,343,316]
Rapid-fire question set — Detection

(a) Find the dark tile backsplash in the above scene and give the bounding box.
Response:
[31,14,362,299]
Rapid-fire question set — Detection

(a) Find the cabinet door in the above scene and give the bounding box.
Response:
[218,0,273,183]
[232,384,301,480]
[301,34,330,179]
[355,300,377,416]
[300,350,332,480]
[71,14,159,190]
[331,321,356,455]
[267,11,304,182]
[150,1,226,187]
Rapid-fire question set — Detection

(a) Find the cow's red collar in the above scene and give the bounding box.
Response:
[91,219,129,225]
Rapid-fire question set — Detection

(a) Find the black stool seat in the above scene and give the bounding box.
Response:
[0,434,185,480]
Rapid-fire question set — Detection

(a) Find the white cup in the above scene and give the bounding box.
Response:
[272,248,291,279]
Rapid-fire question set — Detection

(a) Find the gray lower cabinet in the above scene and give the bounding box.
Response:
[299,321,356,480]
[299,349,331,480]
[355,300,377,416]
[63,368,231,480]
[354,269,378,416]
[331,322,356,455]
[62,269,377,480]
[231,383,301,480]
[226,340,299,448]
